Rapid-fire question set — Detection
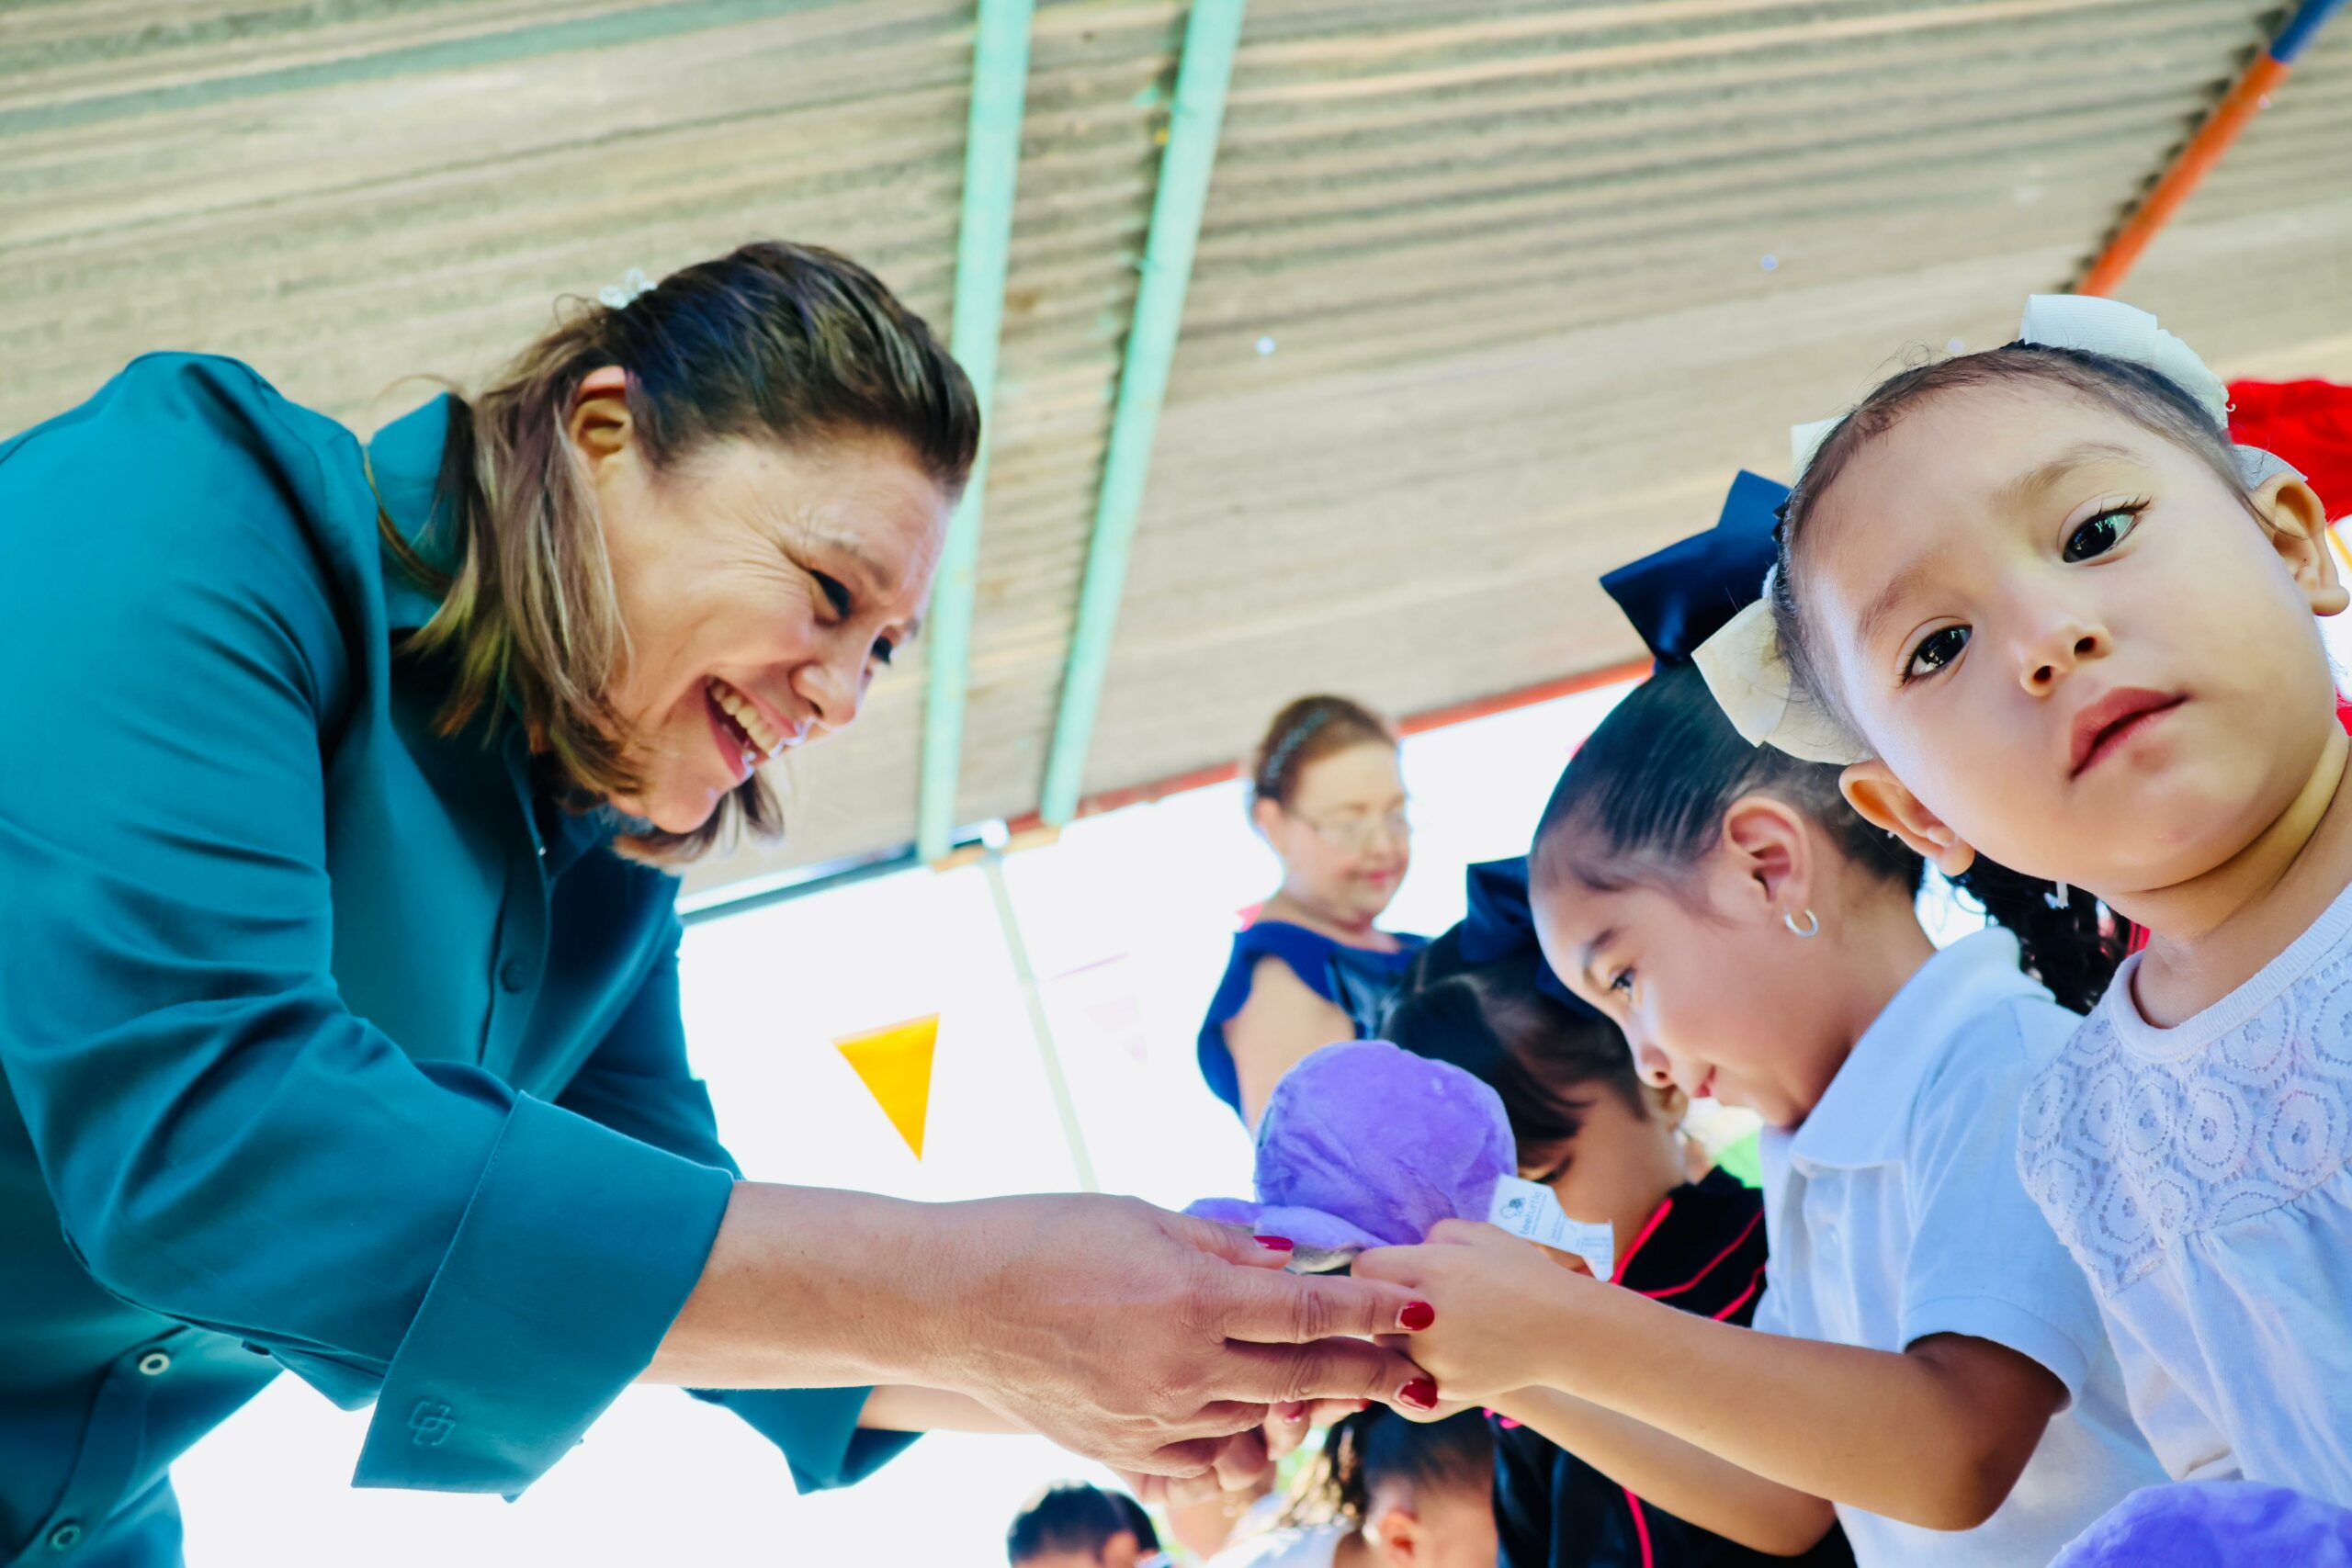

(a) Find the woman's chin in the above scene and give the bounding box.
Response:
[609,783,726,836]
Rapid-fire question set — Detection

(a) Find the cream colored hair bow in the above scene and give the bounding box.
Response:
[1693,295,2303,765]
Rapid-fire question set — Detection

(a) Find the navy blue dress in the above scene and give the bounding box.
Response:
[1195,921,1426,1118]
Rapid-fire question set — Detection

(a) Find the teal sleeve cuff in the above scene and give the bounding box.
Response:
[353,1094,735,1495]
[694,1386,922,1492]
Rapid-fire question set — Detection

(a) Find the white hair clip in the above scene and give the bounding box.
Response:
[1695,294,2303,765]
[598,267,656,310]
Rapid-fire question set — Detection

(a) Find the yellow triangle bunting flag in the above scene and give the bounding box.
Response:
[834,1015,940,1159]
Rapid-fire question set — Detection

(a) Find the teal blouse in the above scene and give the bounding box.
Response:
[0,355,910,1566]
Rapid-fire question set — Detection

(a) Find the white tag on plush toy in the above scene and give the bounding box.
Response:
[1487,1176,1613,1281]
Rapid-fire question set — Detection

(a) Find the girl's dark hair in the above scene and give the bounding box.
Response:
[1381,928,1645,1176]
[1280,1407,1494,1530]
[386,240,979,863]
[1004,1483,1158,1564]
[1249,694,1397,810]
[1532,661,2128,1012]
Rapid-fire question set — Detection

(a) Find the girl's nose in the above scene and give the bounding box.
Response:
[2021,621,2111,695]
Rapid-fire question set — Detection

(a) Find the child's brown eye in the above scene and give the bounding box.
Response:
[1905,626,1969,680]
[2064,504,2143,563]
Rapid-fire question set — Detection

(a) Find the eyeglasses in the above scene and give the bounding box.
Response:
[1288,806,1412,850]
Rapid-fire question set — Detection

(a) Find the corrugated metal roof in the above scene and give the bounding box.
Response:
[5,0,2345,894]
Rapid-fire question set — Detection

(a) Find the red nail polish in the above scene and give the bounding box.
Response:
[1398,1300,1436,1331]
[1398,1378,1439,1411]
[1255,1235,1294,1251]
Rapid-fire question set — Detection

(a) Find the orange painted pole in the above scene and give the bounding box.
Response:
[2077,0,2339,297]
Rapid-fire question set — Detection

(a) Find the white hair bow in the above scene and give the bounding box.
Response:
[598,267,656,310]
[1692,295,2303,766]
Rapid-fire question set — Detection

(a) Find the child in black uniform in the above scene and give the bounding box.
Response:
[1378,862,1852,1568]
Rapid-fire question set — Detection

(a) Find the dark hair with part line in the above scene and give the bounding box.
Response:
[1277,1406,1494,1531]
[381,240,979,864]
[1249,694,1398,812]
[1532,662,2130,1013]
[1381,927,1646,1178]
[1005,1482,1158,1564]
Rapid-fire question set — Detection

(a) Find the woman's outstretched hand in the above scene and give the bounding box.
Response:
[932,1195,1439,1474]
[647,1184,1438,1479]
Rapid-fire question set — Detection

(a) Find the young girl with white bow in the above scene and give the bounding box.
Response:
[1686,296,2352,1497]
[1355,476,2165,1567]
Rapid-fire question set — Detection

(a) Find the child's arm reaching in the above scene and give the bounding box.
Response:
[1361,1222,2069,1532]
[1487,1385,1838,1555]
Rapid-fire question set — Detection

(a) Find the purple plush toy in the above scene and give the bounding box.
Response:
[1187,1040,1518,1271]
[2048,1482,2352,1566]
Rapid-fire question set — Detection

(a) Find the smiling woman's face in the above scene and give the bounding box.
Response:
[571,378,953,833]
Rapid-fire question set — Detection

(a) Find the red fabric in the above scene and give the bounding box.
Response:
[1624,1488,1657,1568]
[1609,1195,1676,1285]
[2123,694,2352,957]
[1633,1210,1763,1303]
[1711,1264,1767,1321]
[2228,378,2352,521]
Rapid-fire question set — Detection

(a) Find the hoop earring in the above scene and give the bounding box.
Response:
[1782,907,1820,940]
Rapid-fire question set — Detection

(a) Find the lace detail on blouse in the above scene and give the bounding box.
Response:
[2020,950,2352,1296]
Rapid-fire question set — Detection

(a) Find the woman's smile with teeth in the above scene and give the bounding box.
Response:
[706,676,793,761]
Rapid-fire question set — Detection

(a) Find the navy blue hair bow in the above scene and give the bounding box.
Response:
[1460,856,1599,1017]
[1326,857,1600,1036]
[1599,470,1789,664]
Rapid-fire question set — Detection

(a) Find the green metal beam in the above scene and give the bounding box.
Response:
[981,850,1097,1190]
[917,0,1036,862]
[1038,0,1246,826]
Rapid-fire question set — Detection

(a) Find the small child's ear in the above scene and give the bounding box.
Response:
[1717,795,1815,915]
[2250,473,2348,617]
[1840,761,1977,876]
[1369,1505,1422,1563]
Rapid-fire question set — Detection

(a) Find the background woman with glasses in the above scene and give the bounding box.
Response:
[1197,696,1424,1131]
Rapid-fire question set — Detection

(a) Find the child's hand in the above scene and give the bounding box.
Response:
[1359,1219,1604,1404]
[1382,1392,1483,1425]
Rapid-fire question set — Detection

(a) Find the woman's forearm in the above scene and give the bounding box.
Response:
[1490,1387,1835,1556]
[641,1181,955,1391]
[1535,1286,2050,1530]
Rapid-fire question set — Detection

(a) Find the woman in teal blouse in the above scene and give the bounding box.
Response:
[0,243,1431,1566]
